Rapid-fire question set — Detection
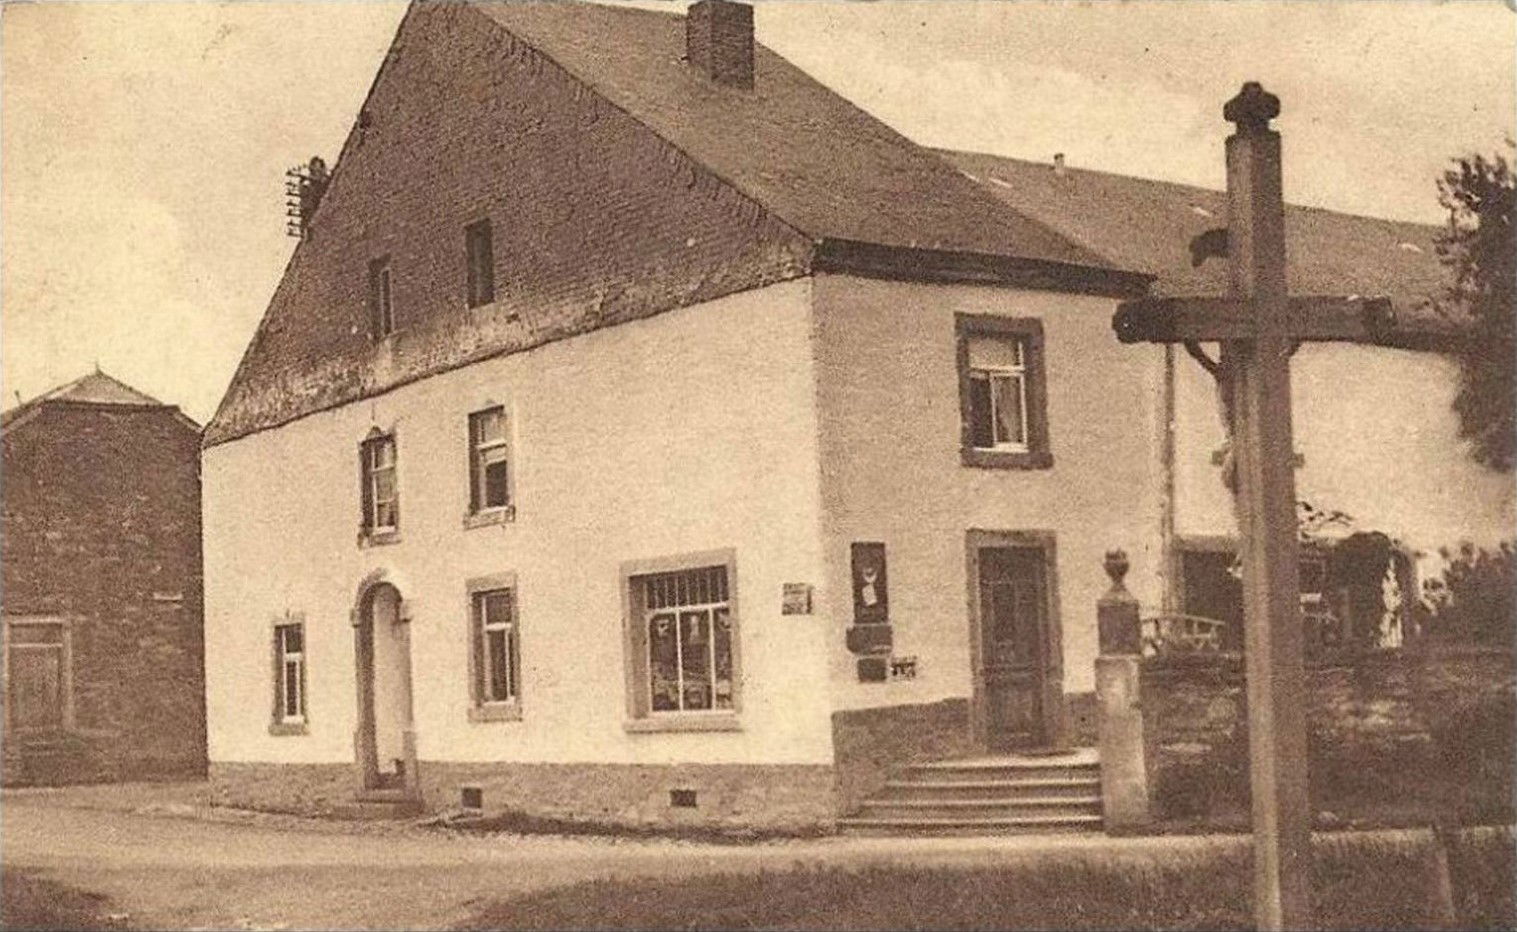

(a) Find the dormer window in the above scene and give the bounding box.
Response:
[368,257,394,339]
[465,220,494,308]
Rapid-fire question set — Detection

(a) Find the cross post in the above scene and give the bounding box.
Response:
[1112,82,1393,930]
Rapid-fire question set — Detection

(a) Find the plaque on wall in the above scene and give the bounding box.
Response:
[856,656,888,683]
[850,542,889,625]
[781,583,813,615]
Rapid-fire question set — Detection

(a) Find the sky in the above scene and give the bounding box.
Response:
[3,0,1513,424]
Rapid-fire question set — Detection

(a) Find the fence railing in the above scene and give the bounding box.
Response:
[1141,608,1403,659]
[1140,613,1226,655]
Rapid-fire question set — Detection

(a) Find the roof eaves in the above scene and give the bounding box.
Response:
[813,237,1153,298]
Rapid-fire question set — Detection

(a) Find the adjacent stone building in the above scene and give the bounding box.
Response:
[2,371,207,785]
[201,0,1511,831]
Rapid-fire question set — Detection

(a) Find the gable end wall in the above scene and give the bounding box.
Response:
[208,1,812,446]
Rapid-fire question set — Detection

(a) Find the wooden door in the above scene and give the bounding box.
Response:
[976,545,1049,750]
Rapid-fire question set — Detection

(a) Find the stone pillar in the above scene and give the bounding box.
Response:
[1096,550,1150,830]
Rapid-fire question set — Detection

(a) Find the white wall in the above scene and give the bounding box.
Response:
[811,273,1165,708]
[203,279,834,768]
[1175,341,1515,566]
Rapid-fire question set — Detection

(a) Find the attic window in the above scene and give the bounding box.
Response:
[1398,242,1424,254]
[465,220,495,309]
[368,257,395,339]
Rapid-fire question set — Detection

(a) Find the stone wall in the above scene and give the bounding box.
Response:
[1139,646,1515,821]
[209,761,355,816]
[831,698,973,814]
[210,760,836,831]
[3,402,206,786]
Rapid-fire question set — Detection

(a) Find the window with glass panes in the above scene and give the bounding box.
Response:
[957,315,1051,470]
[472,588,518,705]
[274,623,305,723]
[468,407,510,513]
[360,433,398,533]
[966,335,1029,451]
[638,565,734,714]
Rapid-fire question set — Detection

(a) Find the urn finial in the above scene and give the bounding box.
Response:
[1103,549,1131,589]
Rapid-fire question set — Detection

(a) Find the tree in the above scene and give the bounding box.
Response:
[1436,147,1515,472]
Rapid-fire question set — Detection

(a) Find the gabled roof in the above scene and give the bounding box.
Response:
[471,2,1119,274]
[939,149,1466,341]
[3,371,198,434]
[205,0,1149,449]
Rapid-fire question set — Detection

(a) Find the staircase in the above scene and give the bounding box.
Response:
[838,748,1104,836]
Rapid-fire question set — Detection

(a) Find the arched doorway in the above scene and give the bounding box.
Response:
[353,578,417,795]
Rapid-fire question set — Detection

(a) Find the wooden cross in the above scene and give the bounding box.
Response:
[1114,82,1397,932]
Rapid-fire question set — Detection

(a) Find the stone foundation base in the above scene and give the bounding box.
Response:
[210,760,836,831]
[210,761,355,815]
[831,698,974,814]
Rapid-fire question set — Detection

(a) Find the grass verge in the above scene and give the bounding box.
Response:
[459,828,1515,931]
[1,870,136,931]
[435,808,828,844]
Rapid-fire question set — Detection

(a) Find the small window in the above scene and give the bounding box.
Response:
[957,315,1051,469]
[633,564,735,715]
[360,433,398,534]
[368,257,395,339]
[465,219,495,308]
[468,407,510,513]
[472,588,519,706]
[274,623,306,725]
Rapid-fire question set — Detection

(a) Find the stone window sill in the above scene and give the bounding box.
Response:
[623,714,741,734]
[358,529,402,548]
[468,702,522,723]
[962,448,1054,470]
[463,506,516,530]
[268,721,308,737]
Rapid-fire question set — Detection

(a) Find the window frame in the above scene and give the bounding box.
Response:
[270,615,308,736]
[466,573,521,723]
[359,429,400,543]
[956,314,1052,470]
[368,256,395,339]
[465,405,514,525]
[2,616,74,735]
[465,219,495,309]
[620,549,742,733]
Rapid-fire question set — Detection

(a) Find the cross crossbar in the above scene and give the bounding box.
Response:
[1113,294,1394,344]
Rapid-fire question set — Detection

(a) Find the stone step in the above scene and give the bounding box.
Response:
[859,796,1103,821]
[838,813,1104,836]
[879,777,1102,801]
[896,761,1099,783]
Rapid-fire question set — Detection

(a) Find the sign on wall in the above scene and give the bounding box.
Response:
[781,583,813,615]
[850,542,889,625]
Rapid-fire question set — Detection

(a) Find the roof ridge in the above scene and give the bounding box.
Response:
[473,1,1118,270]
[463,1,816,247]
[939,146,1443,234]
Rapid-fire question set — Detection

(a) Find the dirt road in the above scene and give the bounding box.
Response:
[3,786,1237,930]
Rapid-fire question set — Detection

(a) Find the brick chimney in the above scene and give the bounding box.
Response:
[686,0,753,89]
